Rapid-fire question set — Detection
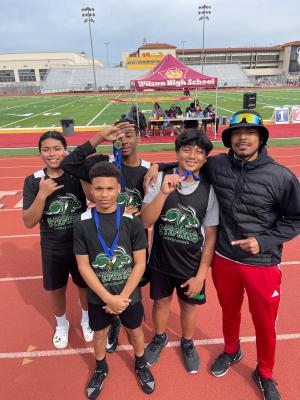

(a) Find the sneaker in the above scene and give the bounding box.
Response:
[252,367,281,400]
[180,339,200,373]
[135,363,155,394]
[145,333,168,366]
[106,317,121,353]
[211,344,243,377]
[86,368,107,400]
[81,322,94,343]
[52,321,69,349]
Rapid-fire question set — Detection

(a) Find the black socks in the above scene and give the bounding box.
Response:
[96,358,108,373]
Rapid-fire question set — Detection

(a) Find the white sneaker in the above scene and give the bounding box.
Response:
[53,321,70,349]
[81,322,94,342]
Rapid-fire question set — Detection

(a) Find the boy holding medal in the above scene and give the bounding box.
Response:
[140,129,219,373]
[73,161,155,399]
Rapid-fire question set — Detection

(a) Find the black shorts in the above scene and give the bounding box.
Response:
[149,268,206,305]
[41,246,87,291]
[88,301,144,331]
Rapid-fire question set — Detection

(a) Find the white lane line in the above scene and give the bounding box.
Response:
[1,333,299,360]
[281,261,300,265]
[0,261,298,283]
[0,166,41,169]
[0,234,39,239]
[0,209,23,212]
[0,275,42,282]
[86,94,121,126]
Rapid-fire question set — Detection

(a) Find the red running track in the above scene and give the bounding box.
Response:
[0,123,300,148]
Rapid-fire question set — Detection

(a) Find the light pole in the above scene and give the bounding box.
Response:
[181,41,187,64]
[198,4,211,73]
[81,6,97,91]
[104,42,110,67]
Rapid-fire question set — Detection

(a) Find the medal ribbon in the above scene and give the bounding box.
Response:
[93,205,121,263]
[175,168,202,183]
[113,143,124,190]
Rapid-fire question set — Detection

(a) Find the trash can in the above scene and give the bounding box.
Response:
[60,119,74,136]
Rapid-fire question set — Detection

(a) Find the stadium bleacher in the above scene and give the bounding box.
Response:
[40,64,252,93]
[194,64,253,88]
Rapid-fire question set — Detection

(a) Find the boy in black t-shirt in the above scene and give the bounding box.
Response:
[141,130,219,374]
[23,131,93,350]
[61,121,151,352]
[73,162,155,399]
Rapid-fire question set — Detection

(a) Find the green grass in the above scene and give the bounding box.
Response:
[1,138,300,157]
[1,88,300,129]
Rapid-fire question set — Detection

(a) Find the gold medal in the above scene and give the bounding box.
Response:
[114,140,122,150]
[106,260,113,268]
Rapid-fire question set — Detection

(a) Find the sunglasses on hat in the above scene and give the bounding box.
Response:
[230,112,262,126]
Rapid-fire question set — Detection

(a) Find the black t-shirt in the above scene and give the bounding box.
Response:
[60,141,151,207]
[73,208,148,305]
[118,161,150,207]
[23,169,87,250]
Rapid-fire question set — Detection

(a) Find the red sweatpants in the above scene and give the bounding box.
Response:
[211,253,282,379]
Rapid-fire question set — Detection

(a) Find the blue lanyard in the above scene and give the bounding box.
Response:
[93,205,121,259]
[113,146,124,190]
[175,168,202,183]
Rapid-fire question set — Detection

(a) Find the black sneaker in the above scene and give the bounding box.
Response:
[211,344,243,377]
[86,369,107,399]
[135,363,155,394]
[252,367,281,400]
[106,316,121,353]
[144,333,169,366]
[180,339,200,373]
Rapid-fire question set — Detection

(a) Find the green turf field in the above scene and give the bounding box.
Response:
[0,88,300,129]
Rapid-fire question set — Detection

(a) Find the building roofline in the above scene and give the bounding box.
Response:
[138,43,177,50]
[176,46,283,53]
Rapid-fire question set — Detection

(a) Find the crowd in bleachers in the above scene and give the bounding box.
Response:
[286,75,300,86]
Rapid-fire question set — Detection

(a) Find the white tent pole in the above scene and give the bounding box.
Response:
[214,85,218,140]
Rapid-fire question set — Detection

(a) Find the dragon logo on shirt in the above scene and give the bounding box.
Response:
[45,193,82,216]
[161,204,199,229]
[45,193,82,229]
[92,246,132,271]
[159,204,200,244]
[118,188,142,207]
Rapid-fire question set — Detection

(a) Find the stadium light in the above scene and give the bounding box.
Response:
[181,41,187,64]
[198,4,211,73]
[81,6,97,91]
[104,42,110,67]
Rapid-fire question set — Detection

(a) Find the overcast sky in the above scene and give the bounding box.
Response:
[1,0,299,66]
